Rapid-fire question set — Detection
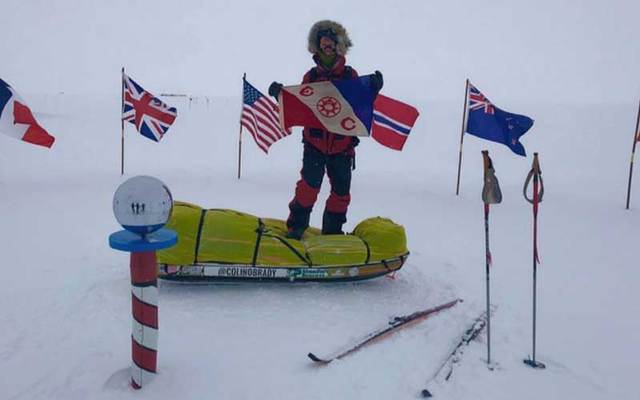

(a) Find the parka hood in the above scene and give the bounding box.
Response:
[307,20,352,56]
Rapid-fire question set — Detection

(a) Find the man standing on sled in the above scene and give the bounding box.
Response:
[269,20,383,240]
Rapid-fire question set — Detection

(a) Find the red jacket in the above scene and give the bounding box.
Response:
[301,54,359,155]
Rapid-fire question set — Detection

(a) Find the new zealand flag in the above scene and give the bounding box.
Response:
[466,82,533,156]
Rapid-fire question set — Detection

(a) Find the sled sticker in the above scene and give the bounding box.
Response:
[288,268,329,280]
[180,265,204,275]
[217,266,280,279]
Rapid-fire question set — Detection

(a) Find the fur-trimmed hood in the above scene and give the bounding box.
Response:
[307,20,352,56]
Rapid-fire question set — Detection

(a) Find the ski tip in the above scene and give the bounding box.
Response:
[307,353,329,364]
[421,389,433,398]
[523,358,546,369]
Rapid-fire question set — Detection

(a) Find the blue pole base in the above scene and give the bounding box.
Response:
[109,228,177,253]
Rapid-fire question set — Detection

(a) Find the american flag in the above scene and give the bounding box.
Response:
[468,83,495,115]
[123,73,177,142]
[241,79,290,153]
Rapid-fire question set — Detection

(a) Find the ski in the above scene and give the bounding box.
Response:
[421,307,494,398]
[308,298,462,364]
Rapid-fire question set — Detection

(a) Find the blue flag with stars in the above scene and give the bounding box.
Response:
[465,82,533,156]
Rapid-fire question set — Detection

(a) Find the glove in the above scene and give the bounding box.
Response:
[268,81,283,99]
[370,70,384,93]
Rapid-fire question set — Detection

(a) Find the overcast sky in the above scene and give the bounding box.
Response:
[1,0,638,104]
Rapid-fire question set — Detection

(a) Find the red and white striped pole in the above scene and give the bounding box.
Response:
[130,251,159,389]
[110,175,177,390]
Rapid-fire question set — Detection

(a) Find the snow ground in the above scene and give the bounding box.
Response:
[1,1,639,399]
[0,94,638,400]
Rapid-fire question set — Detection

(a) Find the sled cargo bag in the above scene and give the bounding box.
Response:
[157,201,409,282]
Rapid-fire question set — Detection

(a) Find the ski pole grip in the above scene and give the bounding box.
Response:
[532,153,541,175]
[523,153,544,204]
[481,150,490,174]
[481,150,502,204]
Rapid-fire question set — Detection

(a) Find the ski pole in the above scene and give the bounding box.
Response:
[625,99,640,209]
[483,203,491,366]
[523,153,546,369]
[481,150,502,367]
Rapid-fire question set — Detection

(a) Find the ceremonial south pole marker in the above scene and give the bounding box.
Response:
[109,176,177,389]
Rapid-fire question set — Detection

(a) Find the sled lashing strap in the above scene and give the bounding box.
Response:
[266,234,312,267]
[251,219,265,268]
[194,209,207,264]
[360,237,371,264]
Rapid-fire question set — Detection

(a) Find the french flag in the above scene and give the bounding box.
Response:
[371,94,419,151]
[0,79,55,148]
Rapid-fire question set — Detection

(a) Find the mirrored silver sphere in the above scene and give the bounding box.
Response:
[113,176,173,235]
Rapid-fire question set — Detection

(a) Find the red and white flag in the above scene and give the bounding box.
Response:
[0,78,55,148]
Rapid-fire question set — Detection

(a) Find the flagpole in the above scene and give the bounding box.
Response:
[625,99,640,209]
[237,121,243,180]
[238,73,246,180]
[121,67,125,176]
[455,79,470,195]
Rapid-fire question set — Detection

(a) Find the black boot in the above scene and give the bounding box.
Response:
[286,227,306,240]
[287,201,312,240]
[322,210,346,235]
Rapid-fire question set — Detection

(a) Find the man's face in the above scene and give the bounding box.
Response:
[319,36,336,56]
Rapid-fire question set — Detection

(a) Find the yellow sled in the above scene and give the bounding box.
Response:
[157,202,409,282]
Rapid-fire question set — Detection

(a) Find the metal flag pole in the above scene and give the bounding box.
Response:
[455,79,470,195]
[121,67,125,176]
[625,99,640,209]
[238,73,246,180]
[523,153,546,369]
[481,150,502,367]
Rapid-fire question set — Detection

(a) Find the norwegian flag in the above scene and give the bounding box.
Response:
[468,83,495,114]
[371,94,420,151]
[122,74,177,142]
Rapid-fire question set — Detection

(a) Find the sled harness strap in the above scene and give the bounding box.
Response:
[267,234,312,267]
[194,209,208,264]
[251,219,265,267]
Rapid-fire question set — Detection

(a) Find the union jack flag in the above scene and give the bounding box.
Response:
[241,78,290,153]
[468,83,495,115]
[123,74,177,142]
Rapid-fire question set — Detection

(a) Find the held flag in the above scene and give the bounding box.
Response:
[122,74,177,142]
[466,82,533,156]
[278,74,420,149]
[0,78,55,148]
[278,74,377,137]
